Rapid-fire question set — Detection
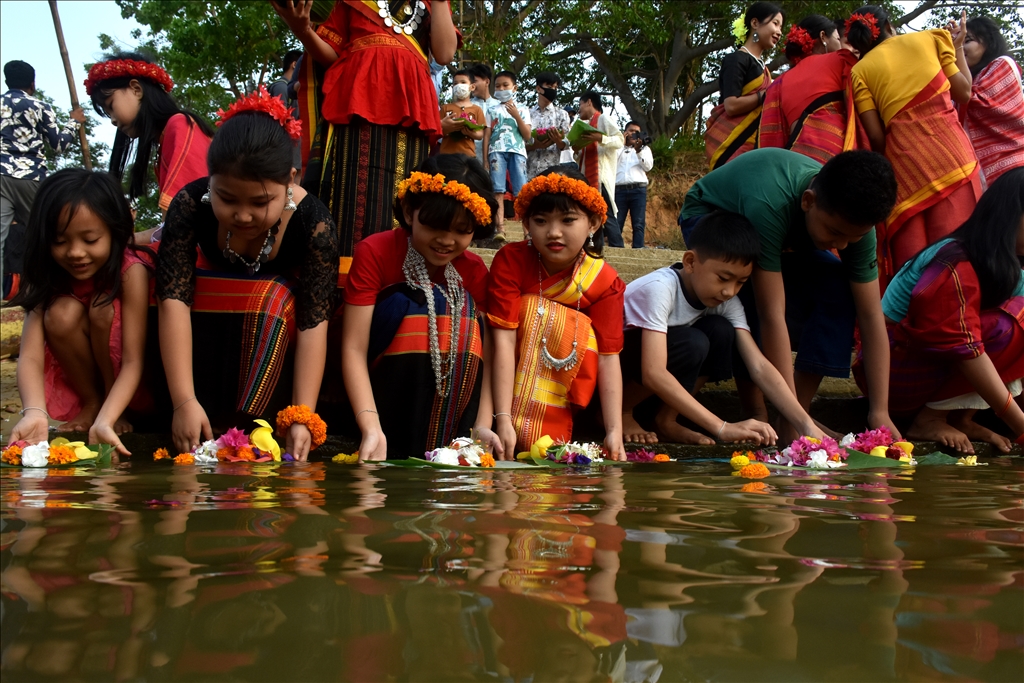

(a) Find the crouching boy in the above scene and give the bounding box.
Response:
[620,211,824,445]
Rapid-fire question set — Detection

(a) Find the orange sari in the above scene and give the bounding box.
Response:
[705,64,771,170]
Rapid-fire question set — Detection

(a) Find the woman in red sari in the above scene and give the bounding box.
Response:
[848,6,981,289]
[759,15,861,164]
[704,2,784,170]
[959,16,1024,186]
[273,0,458,265]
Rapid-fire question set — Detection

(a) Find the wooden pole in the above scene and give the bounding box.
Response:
[48,0,91,170]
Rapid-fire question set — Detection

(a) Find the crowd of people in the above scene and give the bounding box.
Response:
[1,1,1022,462]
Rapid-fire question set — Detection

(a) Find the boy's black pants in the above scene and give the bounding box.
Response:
[621,315,736,392]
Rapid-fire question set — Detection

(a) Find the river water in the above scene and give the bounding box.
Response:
[1,458,1021,681]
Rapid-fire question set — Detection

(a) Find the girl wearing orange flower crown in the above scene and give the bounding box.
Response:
[86,52,214,243]
[341,155,501,461]
[487,166,627,460]
[157,88,338,461]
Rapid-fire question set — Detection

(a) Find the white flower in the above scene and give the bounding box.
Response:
[193,440,219,464]
[807,450,830,468]
[21,441,51,467]
[839,433,856,448]
[428,448,461,465]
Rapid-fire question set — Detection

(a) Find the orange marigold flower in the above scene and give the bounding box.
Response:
[276,405,328,449]
[740,482,768,493]
[480,453,496,468]
[514,173,608,226]
[216,447,235,461]
[235,445,256,461]
[653,454,671,462]
[738,463,771,479]
[153,448,170,461]
[396,172,492,226]
[47,445,78,465]
[173,453,195,465]
[2,445,23,465]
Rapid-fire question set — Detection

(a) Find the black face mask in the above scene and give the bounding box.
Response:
[540,86,558,103]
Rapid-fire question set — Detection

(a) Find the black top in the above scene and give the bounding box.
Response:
[718,50,765,103]
[156,178,339,330]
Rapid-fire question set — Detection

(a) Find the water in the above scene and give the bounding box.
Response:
[2,458,1022,682]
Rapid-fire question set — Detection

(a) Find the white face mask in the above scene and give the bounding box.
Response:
[492,89,514,103]
[452,83,471,100]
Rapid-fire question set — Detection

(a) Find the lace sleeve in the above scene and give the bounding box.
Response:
[296,198,340,330]
[155,183,202,306]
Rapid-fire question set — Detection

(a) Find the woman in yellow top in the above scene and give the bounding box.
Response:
[848,5,980,290]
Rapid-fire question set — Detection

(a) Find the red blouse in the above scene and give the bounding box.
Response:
[156,113,211,211]
[344,227,489,308]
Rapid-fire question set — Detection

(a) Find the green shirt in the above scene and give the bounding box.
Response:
[679,148,879,283]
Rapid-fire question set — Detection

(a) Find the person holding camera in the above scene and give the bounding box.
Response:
[615,121,654,249]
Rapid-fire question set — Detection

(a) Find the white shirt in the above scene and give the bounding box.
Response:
[624,265,749,333]
[615,144,654,186]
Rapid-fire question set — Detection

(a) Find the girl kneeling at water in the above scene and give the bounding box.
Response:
[341,155,500,460]
[856,167,1024,452]
[157,88,339,460]
[488,166,627,460]
[11,169,154,455]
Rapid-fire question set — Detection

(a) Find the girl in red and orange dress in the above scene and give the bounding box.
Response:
[273,0,459,265]
[487,166,626,460]
[959,16,1024,186]
[847,6,981,289]
[759,15,862,164]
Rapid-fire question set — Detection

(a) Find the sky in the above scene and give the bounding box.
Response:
[0,0,144,160]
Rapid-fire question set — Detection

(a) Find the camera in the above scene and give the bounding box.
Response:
[627,130,653,147]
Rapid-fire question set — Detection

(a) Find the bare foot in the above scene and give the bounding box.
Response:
[113,415,134,436]
[622,412,658,444]
[58,403,100,434]
[948,412,1011,453]
[655,413,714,445]
[907,409,974,454]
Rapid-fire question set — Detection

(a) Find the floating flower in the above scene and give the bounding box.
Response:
[480,453,496,468]
[735,463,771,479]
[740,482,768,493]
[153,448,170,461]
[21,442,51,468]
[216,447,235,461]
[47,445,78,465]
[627,448,656,462]
[191,440,220,465]
[173,453,194,465]
[234,445,257,461]
[653,454,671,463]
[428,447,461,466]
[730,453,751,470]
[2,445,23,465]
[847,426,894,454]
[332,452,359,464]
[250,419,281,461]
[217,427,250,450]
[956,455,979,466]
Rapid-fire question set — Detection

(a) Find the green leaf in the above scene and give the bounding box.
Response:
[915,452,960,466]
[566,119,602,145]
[843,450,905,469]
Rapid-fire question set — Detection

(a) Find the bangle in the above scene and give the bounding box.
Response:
[20,406,50,419]
[996,391,1014,418]
[717,420,727,438]
[493,412,512,420]
[173,396,196,412]
[356,409,378,418]
[276,405,328,449]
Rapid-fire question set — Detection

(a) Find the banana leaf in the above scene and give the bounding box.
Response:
[457,118,485,131]
[1,443,114,469]
[382,458,540,470]
[566,119,602,146]
[310,0,335,23]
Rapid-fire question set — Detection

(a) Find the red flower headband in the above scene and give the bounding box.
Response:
[786,25,816,63]
[84,59,173,96]
[845,13,880,41]
[216,86,302,141]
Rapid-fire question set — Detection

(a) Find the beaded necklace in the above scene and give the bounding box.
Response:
[376,0,425,35]
[223,220,280,275]
[536,251,583,372]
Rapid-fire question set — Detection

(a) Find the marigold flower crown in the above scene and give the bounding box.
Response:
[216,85,302,141]
[84,58,174,96]
[786,25,816,63]
[845,13,880,41]
[396,172,492,226]
[514,173,608,226]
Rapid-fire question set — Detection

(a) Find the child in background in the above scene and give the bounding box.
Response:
[10,169,153,456]
[484,70,531,237]
[488,166,626,460]
[86,52,213,241]
[342,155,500,460]
[621,211,824,445]
[439,69,485,158]
[860,167,1024,453]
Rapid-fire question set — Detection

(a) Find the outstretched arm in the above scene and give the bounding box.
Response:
[597,354,625,461]
[341,303,387,461]
[490,327,518,458]
[958,354,1024,439]
[736,329,823,440]
[851,279,901,439]
[11,310,50,445]
[288,321,328,461]
[272,0,339,66]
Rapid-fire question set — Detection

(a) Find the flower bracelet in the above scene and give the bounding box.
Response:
[276,405,328,449]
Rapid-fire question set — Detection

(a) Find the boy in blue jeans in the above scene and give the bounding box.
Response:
[484,70,531,237]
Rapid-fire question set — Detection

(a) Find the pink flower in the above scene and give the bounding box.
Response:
[217,427,250,450]
[847,426,893,453]
[626,448,657,463]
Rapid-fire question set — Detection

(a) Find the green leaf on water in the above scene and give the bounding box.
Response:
[914,452,960,466]
[844,450,905,469]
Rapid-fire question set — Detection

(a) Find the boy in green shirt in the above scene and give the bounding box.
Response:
[678,148,899,440]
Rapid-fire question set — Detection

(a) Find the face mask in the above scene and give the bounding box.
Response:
[452,83,471,100]
[540,86,558,103]
[493,89,513,103]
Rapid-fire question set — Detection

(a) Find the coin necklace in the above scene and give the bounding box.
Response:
[376,0,425,35]
[402,239,465,395]
[536,252,583,372]
[223,219,280,275]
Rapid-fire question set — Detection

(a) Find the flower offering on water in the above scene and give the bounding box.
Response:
[155,420,283,465]
[546,441,605,465]
[426,436,494,467]
[734,463,771,479]
[755,435,847,468]
[3,439,103,468]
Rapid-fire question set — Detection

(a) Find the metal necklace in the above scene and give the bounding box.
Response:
[537,252,583,372]
[402,239,465,395]
[223,219,280,275]
[376,0,425,35]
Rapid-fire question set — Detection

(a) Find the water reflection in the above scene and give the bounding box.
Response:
[1,460,1021,681]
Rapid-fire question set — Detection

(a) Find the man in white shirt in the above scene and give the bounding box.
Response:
[572,91,625,246]
[615,121,654,248]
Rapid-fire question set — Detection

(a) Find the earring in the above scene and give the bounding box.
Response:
[753,31,759,43]
[201,188,211,205]
[284,186,297,211]
[526,233,532,246]
[588,233,594,247]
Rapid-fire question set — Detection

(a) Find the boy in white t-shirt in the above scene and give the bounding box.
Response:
[620,211,824,445]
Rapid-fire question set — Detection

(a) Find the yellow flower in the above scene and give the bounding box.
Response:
[734,463,771,479]
[63,441,96,460]
[480,453,496,468]
[530,435,554,460]
[956,455,978,466]
[869,446,889,458]
[332,452,360,464]
[730,454,750,470]
[805,437,821,445]
[732,16,748,44]
[251,419,281,461]
[892,441,914,455]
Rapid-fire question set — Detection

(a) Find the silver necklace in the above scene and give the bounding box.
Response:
[223,220,280,275]
[739,45,767,71]
[536,252,583,372]
[376,0,425,35]
[402,239,464,395]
